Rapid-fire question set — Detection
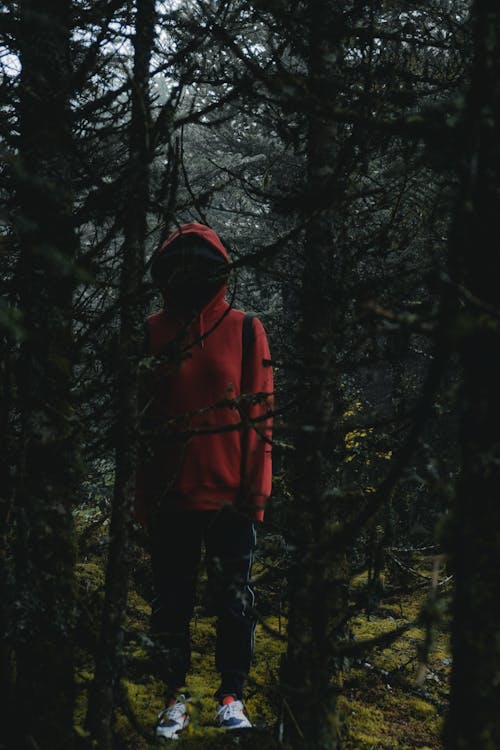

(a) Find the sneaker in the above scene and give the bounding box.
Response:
[216,696,252,730]
[156,695,190,740]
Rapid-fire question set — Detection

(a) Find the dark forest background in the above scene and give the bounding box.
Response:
[1,1,500,749]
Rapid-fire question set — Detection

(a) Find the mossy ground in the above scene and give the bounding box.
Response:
[344,558,451,750]
[74,519,450,749]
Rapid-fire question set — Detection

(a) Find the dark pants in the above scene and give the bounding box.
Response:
[147,507,257,700]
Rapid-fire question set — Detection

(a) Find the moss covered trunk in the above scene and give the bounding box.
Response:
[12,2,79,748]
[445,2,500,749]
[84,2,153,747]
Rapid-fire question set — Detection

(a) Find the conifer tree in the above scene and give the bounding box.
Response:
[84,1,155,746]
[445,1,500,747]
[12,2,80,747]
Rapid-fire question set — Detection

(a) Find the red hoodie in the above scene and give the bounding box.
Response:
[135,222,273,524]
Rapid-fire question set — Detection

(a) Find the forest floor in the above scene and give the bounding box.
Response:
[74,516,451,750]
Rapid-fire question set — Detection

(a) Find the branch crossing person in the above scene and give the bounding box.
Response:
[135,223,273,738]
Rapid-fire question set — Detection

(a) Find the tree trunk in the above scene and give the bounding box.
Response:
[84,1,154,746]
[12,2,79,749]
[281,4,350,749]
[445,2,500,749]
[0,338,16,742]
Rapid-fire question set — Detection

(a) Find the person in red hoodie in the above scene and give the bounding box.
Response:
[135,223,273,738]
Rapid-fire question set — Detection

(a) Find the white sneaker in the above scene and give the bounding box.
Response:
[216,698,252,730]
[156,695,190,740]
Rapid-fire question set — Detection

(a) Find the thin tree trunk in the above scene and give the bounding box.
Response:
[12,2,79,749]
[0,341,16,742]
[84,1,154,746]
[281,4,350,749]
[445,2,500,748]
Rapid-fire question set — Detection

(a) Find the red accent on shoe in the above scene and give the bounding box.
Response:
[222,695,236,705]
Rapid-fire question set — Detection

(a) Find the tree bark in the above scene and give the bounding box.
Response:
[281,4,350,749]
[12,2,79,749]
[84,1,154,747]
[445,2,500,749]
[0,337,16,742]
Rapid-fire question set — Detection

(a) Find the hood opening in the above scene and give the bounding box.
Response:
[151,224,231,343]
[151,222,230,289]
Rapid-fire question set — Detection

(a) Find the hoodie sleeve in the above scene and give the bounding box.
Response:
[239,316,274,522]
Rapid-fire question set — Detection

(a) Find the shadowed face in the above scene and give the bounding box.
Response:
[160,255,228,314]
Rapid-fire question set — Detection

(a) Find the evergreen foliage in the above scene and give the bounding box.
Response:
[2,1,497,749]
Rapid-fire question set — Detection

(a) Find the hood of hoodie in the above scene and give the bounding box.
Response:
[160,222,230,263]
[159,222,230,348]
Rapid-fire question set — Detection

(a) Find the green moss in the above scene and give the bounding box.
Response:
[346,700,396,749]
[126,589,150,633]
[76,561,105,588]
[380,692,442,747]
[405,696,435,719]
[191,615,217,653]
[127,589,150,617]
[73,537,449,749]
[122,678,162,726]
[342,691,443,750]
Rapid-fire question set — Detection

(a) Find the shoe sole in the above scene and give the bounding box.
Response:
[156,716,189,740]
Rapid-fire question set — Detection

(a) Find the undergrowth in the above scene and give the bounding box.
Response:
[74,512,451,749]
